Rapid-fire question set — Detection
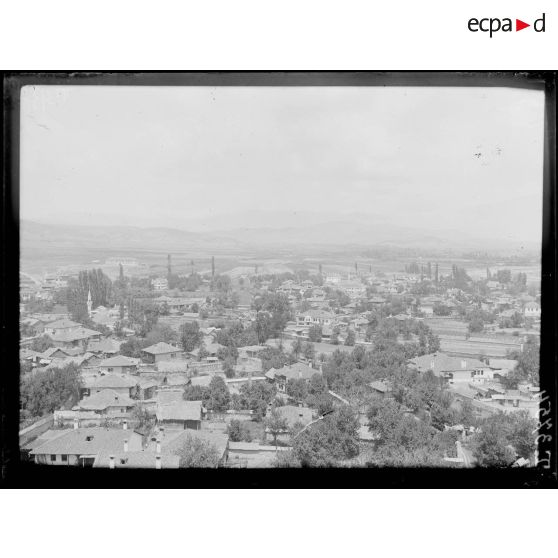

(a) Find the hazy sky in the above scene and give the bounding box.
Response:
[20,85,544,244]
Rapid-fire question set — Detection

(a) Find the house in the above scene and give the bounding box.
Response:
[99,355,140,375]
[39,346,72,361]
[49,327,102,350]
[325,273,341,284]
[264,405,313,444]
[86,337,123,357]
[524,302,541,319]
[487,358,518,378]
[336,280,366,298]
[419,304,434,316]
[75,389,136,418]
[141,342,183,363]
[296,309,335,327]
[270,405,313,429]
[228,442,290,468]
[43,318,81,336]
[408,352,491,383]
[156,400,204,430]
[151,277,169,291]
[265,362,320,392]
[369,380,392,396]
[137,378,159,400]
[238,345,267,359]
[44,352,98,371]
[29,426,143,467]
[86,374,139,398]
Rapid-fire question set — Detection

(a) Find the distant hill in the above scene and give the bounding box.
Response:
[20,218,537,268]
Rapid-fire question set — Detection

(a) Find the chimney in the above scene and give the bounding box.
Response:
[109,455,115,469]
[123,439,128,453]
[123,420,128,430]
[73,419,79,430]
[155,455,162,469]
[156,440,161,454]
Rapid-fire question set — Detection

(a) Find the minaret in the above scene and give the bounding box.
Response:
[87,289,92,317]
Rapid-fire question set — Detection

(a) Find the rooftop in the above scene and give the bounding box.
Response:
[100,355,140,367]
[77,389,136,411]
[30,427,140,456]
[142,342,182,355]
[156,400,203,422]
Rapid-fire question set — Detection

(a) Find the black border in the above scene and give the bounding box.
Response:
[2,71,557,488]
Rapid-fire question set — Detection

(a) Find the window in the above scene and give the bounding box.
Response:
[50,454,56,461]
[61,454,68,462]
[108,367,113,372]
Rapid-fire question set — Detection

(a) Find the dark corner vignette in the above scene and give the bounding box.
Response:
[2,71,557,488]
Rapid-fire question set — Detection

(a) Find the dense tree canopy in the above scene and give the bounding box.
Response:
[20,364,82,419]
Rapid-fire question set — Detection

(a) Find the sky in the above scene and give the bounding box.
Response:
[20,84,545,245]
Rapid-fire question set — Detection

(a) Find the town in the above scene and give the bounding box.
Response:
[19,251,541,469]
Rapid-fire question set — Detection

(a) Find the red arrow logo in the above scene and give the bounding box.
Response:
[516,19,530,31]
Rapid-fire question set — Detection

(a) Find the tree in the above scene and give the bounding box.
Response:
[20,364,82,419]
[292,409,359,466]
[132,403,154,429]
[120,336,145,358]
[302,342,315,361]
[30,335,54,353]
[183,385,209,401]
[345,330,356,346]
[496,269,512,284]
[503,341,540,388]
[292,337,303,359]
[223,357,236,378]
[145,323,178,346]
[180,321,203,352]
[470,419,516,467]
[468,315,484,334]
[205,376,230,413]
[175,434,220,468]
[286,378,308,402]
[227,419,244,442]
[308,325,322,343]
[239,382,277,421]
[265,408,288,449]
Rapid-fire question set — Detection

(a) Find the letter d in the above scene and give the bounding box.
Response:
[534,13,545,32]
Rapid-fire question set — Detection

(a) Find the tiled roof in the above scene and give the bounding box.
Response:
[409,353,486,375]
[87,338,122,354]
[40,347,70,358]
[50,327,101,342]
[370,380,391,393]
[156,389,185,404]
[156,400,203,422]
[45,319,81,330]
[92,374,138,390]
[100,355,139,367]
[157,428,229,459]
[142,342,182,355]
[30,427,141,456]
[77,389,135,411]
[271,405,313,428]
[93,451,180,469]
[266,362,318,381]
